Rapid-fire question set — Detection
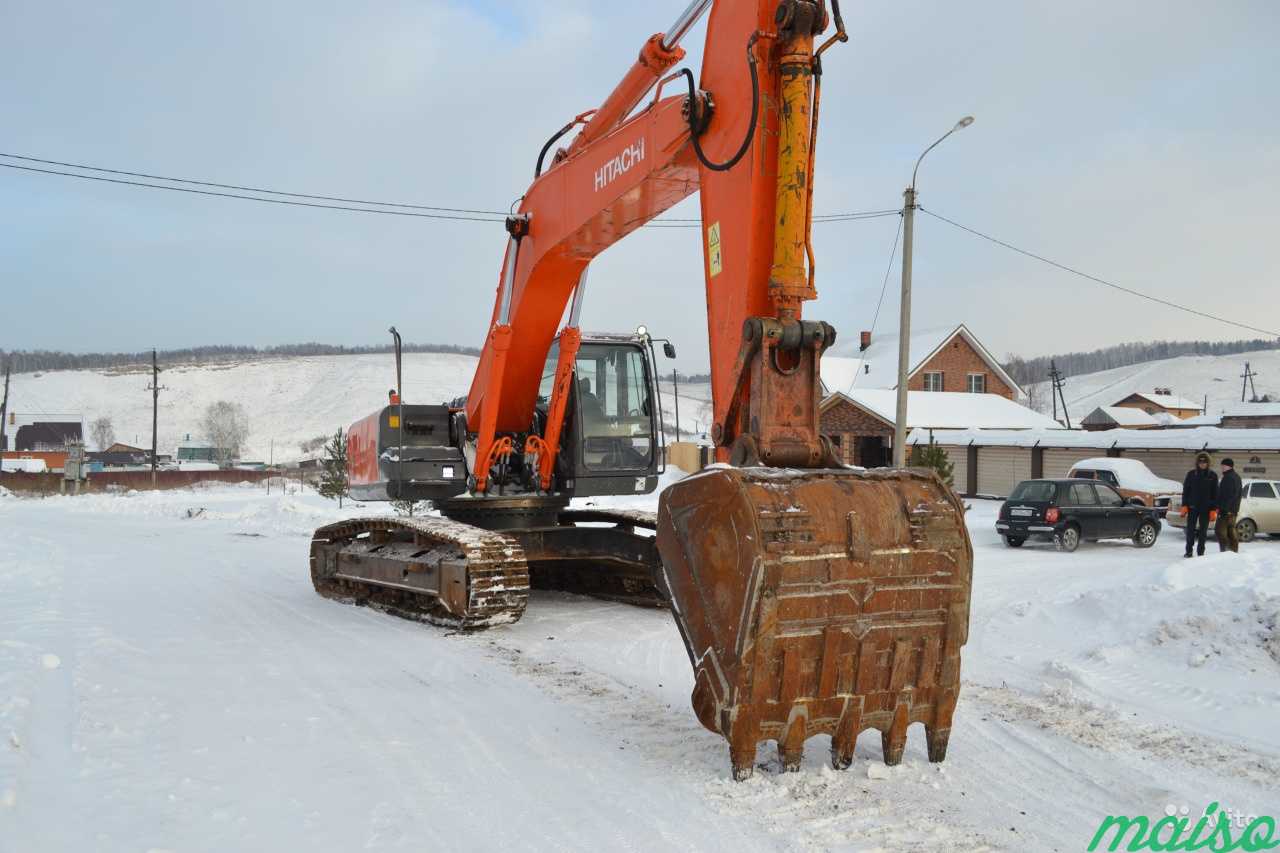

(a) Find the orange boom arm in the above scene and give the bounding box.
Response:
[466,0,843,492]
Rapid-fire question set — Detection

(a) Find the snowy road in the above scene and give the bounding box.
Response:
[2,484,1277,851]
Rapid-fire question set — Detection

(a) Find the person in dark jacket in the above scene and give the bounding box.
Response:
[1216,458,1243,553]
[1180,451,1218,557]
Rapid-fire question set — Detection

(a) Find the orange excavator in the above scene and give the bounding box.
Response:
[310,0,972,780]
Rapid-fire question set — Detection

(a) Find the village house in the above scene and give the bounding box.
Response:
[1111,389,1202,420]
[820,324,1022,400]
[818,324,1040,465]
[820,389,1062,467]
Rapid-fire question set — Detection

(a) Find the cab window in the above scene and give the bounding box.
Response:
[1097,470,1119,487]
[1072,470,1095,480]
[575,344,653,472]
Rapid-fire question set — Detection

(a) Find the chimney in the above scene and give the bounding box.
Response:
[859,331,872,352]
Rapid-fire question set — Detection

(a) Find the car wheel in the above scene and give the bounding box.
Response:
[1003,536,1025,548]
[1237,518,1257,544]
[1055,525,1081,553]
[1133,520,1158,548]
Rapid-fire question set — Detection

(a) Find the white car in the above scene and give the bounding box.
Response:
[1235,479,1280,542]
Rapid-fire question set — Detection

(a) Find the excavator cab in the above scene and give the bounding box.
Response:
[540,334,664,498]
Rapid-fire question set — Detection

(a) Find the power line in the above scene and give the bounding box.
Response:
[1,151,903,227]
[0,151,507,215]
[847,213,902,393]
[920,207,1280,338]
[0,162,508,222]
[646,210,901,228]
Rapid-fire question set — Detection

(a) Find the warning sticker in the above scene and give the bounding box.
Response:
[707,221,723,277]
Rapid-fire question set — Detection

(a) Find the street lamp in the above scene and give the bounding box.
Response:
[892,116,974,467]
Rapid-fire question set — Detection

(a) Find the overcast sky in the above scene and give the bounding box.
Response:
[1,1,1277,371]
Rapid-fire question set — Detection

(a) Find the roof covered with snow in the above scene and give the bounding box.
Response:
[1082,406,1159,427]
[1221,402,1280,417]
[907,426,1280,451]
[825,389,1064,430]
[820,324,1022,398]
[1118,391,1203,411]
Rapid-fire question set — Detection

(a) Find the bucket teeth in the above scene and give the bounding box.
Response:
[925,726,951,763]
[656,466,974,781]
[778,716,807,771]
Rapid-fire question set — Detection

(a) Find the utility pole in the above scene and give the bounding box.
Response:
[1048,361,1072,429]
[0,359,10,452]
[893,115,974,467]
[672,369,681,439]
[1241,362,1259,402]
[146,349,167,486]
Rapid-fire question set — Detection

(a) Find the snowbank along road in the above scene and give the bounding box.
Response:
[1,481,1277,852]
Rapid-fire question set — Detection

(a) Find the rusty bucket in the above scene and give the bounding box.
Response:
[656,466,972,780]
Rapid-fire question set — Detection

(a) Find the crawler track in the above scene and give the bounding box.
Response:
[310,516,530,629]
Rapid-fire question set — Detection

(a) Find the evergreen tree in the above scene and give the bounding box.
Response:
[910,436,955,487]
[318,428,348,507]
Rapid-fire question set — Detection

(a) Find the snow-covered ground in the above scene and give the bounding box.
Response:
[1027,349,1280,423]
[2,482,1277,851]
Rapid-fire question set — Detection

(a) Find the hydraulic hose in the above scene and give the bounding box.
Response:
[681,33,760,173]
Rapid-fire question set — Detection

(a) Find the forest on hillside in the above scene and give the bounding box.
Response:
[0,342,482,374]
[1002,337,1280,387]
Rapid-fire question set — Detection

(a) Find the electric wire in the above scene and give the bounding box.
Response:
[920,207,1280,338]
[0,151,506,215]
[0,162,509,221]
[847,213,903,393]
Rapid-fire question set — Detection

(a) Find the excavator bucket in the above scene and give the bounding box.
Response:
[656,466,972,780]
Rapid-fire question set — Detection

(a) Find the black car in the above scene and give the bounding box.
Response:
[995,478,1162,552]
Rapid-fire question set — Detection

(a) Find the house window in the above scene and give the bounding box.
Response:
[967,373,986,393]
[923,371,944,392]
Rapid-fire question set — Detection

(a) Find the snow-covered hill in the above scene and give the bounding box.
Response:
[1027,349,1280,423]
[6,353,718,462]
[5,353,479,463]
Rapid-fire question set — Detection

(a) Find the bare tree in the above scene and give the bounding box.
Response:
[90,416,115,451]
[201,401,250,467]
[1024,381,1049,415]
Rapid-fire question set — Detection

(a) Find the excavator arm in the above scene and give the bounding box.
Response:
[465,0,844,492]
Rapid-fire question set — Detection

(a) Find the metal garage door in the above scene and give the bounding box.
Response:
[939,445,967,496]
[976,446,1032,498]
[1043,448,1096,479]
[1120,449,1197,482]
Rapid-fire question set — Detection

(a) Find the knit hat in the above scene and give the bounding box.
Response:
[1196,451,1211,465]
[1221,458,1234,468]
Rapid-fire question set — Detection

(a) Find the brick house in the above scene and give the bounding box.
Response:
[818,324,1028,465]
[820,389,1063,467]
[1112,390,1202,420]
[820,324,1021,401]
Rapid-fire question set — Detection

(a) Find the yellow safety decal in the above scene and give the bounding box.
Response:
[707,222,723,277]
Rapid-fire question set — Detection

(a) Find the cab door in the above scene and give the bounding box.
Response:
[570,341,660,498]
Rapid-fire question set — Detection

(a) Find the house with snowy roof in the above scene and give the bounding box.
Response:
[819,389,1063,467]
[817,324,1041,465]
[1111,389,1202,420]
[1081,406,1181,431]
[820,324,1022,401]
